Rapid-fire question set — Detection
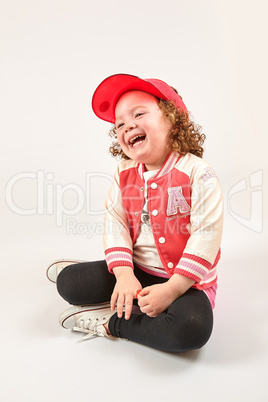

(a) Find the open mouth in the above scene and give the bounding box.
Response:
[128,135,146,147]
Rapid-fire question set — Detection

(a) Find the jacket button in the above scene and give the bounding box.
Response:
[140,187,144,191]
[152,209,158,216]
[167,262,174,268]
[159,237,166,244]
[151,183,157,189]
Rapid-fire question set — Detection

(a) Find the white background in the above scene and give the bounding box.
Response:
[1,1,267,401]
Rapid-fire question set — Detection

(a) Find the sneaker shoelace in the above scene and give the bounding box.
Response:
[73,316,108,342]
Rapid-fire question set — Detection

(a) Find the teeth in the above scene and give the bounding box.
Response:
[129,135,145,145]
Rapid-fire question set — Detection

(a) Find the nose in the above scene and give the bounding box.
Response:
[124,119,137,133]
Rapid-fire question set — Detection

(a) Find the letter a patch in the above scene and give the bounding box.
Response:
[166,187,190,216]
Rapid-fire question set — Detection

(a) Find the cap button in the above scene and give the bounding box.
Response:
[99,101,110,113]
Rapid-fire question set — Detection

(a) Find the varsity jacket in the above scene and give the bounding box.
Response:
[103,151,223,294]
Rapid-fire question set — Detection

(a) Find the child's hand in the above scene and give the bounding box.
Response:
[111,267,142,320]
[137,283,177,317]
[138,274,195,317]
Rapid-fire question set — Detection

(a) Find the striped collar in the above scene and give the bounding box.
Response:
[138,152,181,180]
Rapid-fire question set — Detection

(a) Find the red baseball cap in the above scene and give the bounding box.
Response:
[92,73,188,123]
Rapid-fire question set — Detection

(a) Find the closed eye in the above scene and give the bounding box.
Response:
[116,122,124,129]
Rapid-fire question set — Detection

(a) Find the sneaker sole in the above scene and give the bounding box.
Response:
[59,302,112,329]
[46,259,85,283]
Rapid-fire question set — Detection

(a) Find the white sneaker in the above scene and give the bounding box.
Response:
[46,259,85,283]
[59,303,116,341]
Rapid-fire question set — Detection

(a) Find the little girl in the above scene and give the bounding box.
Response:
[47,73,223,353]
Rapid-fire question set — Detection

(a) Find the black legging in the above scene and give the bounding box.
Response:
[56,260,213,353]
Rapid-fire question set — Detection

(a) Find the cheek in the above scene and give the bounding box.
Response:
[116,131,124,146]
[117,134,130,155]
[153,115,172,138]
[161,122,172,143]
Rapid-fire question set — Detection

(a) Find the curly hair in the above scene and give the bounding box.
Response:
[108,90,206,160]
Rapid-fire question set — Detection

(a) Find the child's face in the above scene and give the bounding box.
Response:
[115,91,172,171]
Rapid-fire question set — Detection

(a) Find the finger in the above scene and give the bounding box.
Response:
[146,311,157,318]
[110,291,118,311]
[140,304,152,315]
[116,294,125,318]
[124,295,133,320]
[138,297,149,308]
[139,287,151,297]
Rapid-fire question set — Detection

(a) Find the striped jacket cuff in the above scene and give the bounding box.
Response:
[174,253,212,283]
[105,247,134,273]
